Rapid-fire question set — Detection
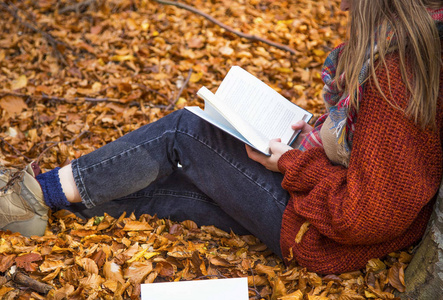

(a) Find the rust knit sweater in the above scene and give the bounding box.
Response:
[278,52,443,274]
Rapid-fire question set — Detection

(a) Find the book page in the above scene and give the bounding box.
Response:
[196,87,271,153]
[185,106,255,148]
[215,66,310,145]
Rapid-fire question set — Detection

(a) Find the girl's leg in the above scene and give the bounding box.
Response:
[65,169,252,236]
[70,109,290,255]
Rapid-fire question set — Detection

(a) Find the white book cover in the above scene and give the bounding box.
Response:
[140,277,248,300]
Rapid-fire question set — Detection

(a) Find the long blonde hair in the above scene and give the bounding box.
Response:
[336,0,442,128]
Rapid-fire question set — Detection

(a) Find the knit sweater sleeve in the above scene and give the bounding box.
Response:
[278,55,443,246]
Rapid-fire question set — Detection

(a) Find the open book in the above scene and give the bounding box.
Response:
[185,66,312,155]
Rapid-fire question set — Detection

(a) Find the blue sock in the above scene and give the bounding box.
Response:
[36,167,71,210]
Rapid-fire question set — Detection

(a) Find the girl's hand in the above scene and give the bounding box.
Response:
[291,120,313,148]
[246,139,292,172]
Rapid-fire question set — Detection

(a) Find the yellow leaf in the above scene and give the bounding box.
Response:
[126,247,148,263]
[313,49,326,56]
[295,221,310,243]
[11,75,27,90]
[364,290,377,298]
[190,72,203,83]
[275,67,292,74]
[144,252,160,260]
[175,97,187,109]
[293,85,305,92]
[92,82,102,93]
[111,55,135,62]
[141,20,149,31]
[0,286,15,296]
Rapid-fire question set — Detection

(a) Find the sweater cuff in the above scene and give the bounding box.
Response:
[278,149,301,174]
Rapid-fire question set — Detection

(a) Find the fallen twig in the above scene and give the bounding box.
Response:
[0,137,32,161]
[0,91,124,104]
[0,90,175,106]
[0,1,69,66]
[59,0,97,14]
[166,68,193,110]
[12,271,53,294]
[152,0,298,55]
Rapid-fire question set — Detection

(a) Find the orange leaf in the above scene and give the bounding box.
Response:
[123,221,153,231]
[15,253,42,272]
[0,96,28,115]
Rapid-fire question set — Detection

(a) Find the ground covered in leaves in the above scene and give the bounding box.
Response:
[0,0,410,299]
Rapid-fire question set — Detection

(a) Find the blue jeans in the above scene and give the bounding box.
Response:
[66,109,290,257]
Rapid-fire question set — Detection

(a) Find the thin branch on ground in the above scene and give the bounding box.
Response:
[0,91,124,104]
[0,1,69,66]
[166,68,193,110]
[0,91,173,108]
[152,0,298,55]
[59,0,97,14]
[11,271,53,294]
[0,137,32,161]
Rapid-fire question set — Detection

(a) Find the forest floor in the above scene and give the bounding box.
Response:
[0,0,408,299]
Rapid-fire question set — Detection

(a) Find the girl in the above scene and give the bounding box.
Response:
[1,0,442,274]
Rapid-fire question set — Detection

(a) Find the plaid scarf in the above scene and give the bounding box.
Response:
[298,8,443,154]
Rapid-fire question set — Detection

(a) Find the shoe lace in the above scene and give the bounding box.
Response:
[0,168,24,193]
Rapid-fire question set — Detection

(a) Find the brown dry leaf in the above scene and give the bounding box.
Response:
[255,264,278,279]
[0,254,16,272]
[182,220,198,230]
[0,286,15,296]
[366,258,387,273]
[271,277,287,299]
[279,289,303,300]
[42,267,61,282]
[201,225,230,238]
[307,295,329,300]
[248,275,268,286]
[387,262,406,292]
[123,221,153,231]
[103,261,125,283]
[11,75,27,90]
[124,261,153,284]
[79,273,104,292]
[48,284,75,300]
[188,37,204,48]
[209,256,232,267]
[0,96,28,115]
[15,252,42,272]
[40,260,64,272]
[76,257,99,274]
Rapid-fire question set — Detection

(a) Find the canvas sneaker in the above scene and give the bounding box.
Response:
[0,162,49,237]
